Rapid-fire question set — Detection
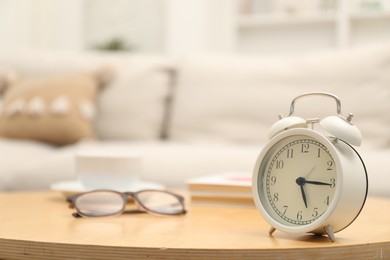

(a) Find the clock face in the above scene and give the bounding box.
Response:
[257,134,337,227]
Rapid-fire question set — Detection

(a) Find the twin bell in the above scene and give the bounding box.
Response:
[268,92,362,147]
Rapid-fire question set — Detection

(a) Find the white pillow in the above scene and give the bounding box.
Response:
[170,44,390,148]
[94,55,172,140]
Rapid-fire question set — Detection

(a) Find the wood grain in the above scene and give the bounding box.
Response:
[0,191,388,259]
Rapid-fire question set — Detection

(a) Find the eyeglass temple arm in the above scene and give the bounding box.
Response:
[67,200,81,218]
[70,209,148,218]
[72,212,83,218]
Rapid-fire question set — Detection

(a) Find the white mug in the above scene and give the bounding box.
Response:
[76,151,142,190]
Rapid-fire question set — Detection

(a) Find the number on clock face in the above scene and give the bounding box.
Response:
[260,135,337,226]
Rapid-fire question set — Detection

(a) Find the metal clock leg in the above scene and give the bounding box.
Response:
[324,225,336,242]
[268,227,276,236]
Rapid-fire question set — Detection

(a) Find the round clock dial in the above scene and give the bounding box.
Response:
[258,135,337,227]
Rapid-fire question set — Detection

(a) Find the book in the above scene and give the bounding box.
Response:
[187,172,254,207]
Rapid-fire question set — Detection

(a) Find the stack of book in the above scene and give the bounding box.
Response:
[187,172,254,207]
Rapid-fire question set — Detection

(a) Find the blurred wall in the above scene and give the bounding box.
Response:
[0,0,389,54]
[83,0,165,52]
[0,0,166,53]
[0,0,83,51]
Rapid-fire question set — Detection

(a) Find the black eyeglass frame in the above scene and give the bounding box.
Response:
[67,189,187,218]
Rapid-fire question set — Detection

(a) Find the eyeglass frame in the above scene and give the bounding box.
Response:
[66,189,187,218]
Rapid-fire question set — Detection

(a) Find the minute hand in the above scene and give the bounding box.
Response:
[304,180,332,186]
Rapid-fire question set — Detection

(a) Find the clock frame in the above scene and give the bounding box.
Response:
[252,93,368,242]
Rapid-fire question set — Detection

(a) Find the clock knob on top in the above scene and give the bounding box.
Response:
[268,115,307,139]
[320,114,362,147]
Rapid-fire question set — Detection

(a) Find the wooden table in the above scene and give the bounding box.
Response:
[0,191,389,259]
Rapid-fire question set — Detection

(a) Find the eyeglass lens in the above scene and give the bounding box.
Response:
[137,190,184,215]
[75,191,124,217]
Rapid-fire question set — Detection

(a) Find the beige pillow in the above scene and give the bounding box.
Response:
[0,73,103,145]
[0,67,18,95]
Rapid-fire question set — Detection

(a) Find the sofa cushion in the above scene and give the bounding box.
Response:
[170,43,390,149]
[1,139,388,198]
[0,52,172,141]
[0,139,261,191]
[0,138,75,191]
[0,73,103,145]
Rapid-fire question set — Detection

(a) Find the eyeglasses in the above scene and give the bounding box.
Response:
[67,189,187,218]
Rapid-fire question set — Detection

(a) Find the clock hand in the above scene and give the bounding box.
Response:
[305,180,332,186]
[304,166,316,178]
[296,177,332,186]
[299,185,308,208]
[296,177,308,208]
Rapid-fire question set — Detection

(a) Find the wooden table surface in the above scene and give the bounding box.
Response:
[0,191,389,259]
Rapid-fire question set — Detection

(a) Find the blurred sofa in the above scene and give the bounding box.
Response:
[0,43,389,198]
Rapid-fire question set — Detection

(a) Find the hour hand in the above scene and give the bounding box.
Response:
[299,185,308,208]
[296,177,308,208]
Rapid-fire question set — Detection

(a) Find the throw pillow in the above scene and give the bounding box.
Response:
[0,67,18,95]
[0,72,107,145]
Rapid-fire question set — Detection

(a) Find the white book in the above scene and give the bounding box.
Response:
[187,172,255,208]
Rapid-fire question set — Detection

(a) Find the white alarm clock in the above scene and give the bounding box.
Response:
[252,92,368,242]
